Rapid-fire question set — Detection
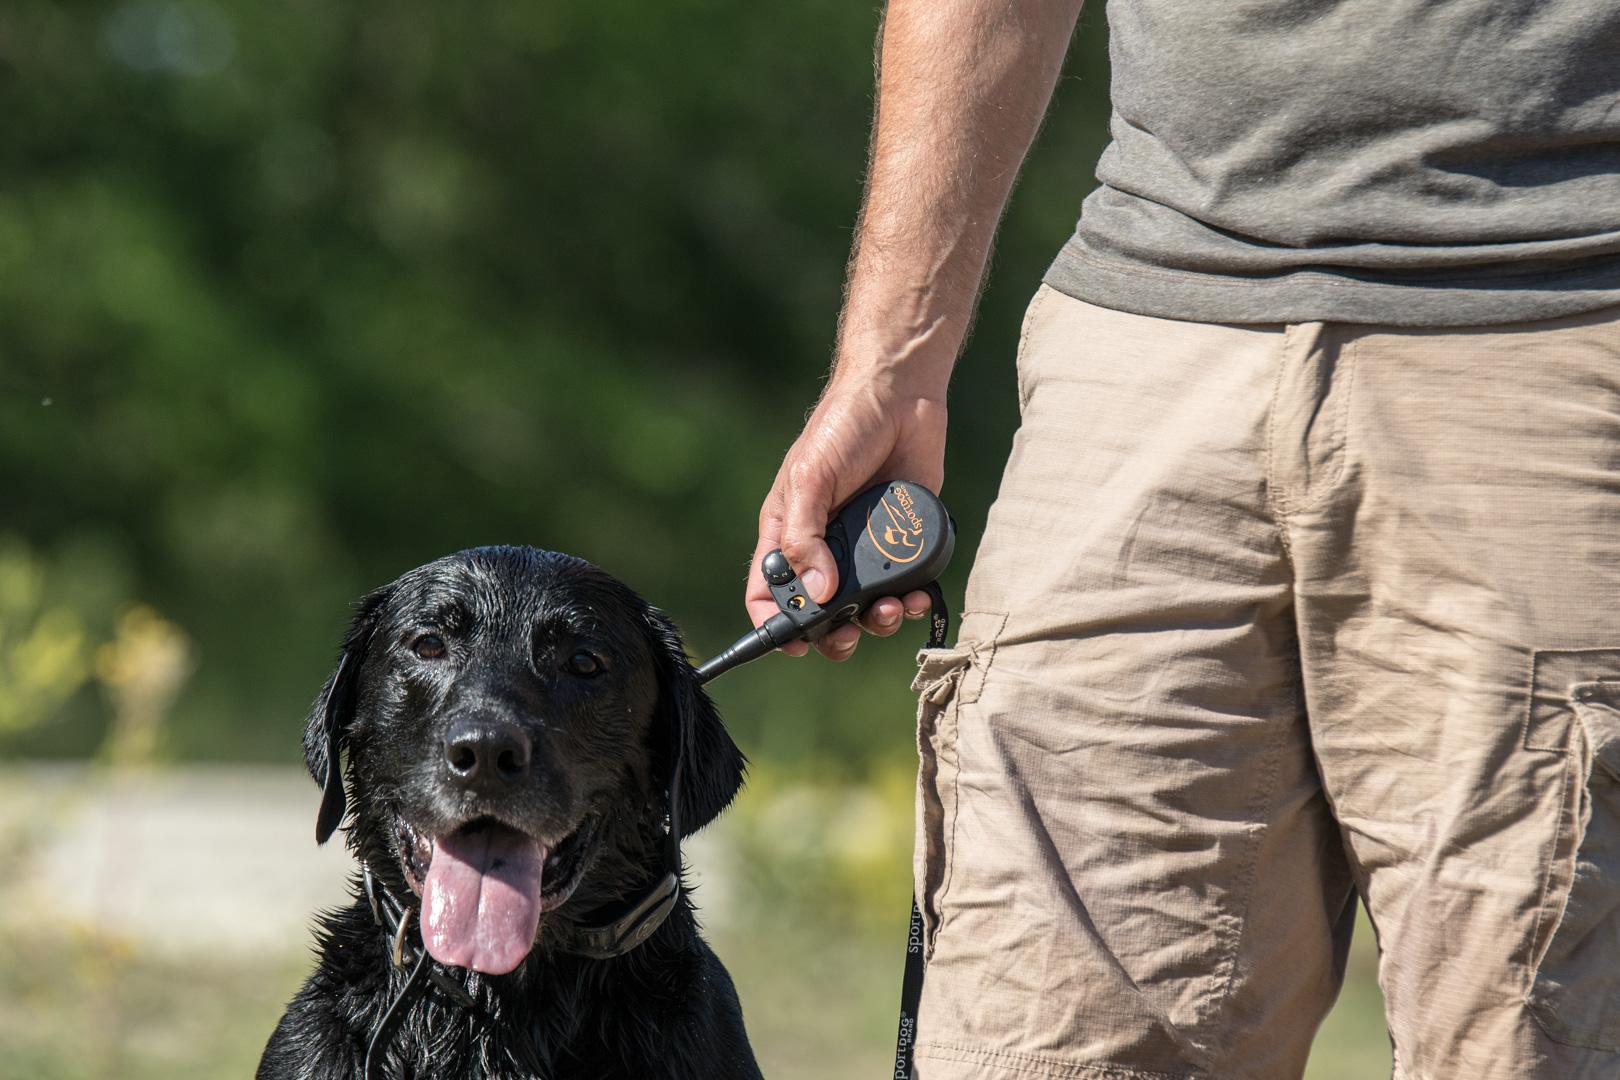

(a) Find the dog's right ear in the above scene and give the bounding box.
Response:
[303,586,391,845]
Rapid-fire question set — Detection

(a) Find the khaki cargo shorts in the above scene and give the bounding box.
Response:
[911,286,1620,1080]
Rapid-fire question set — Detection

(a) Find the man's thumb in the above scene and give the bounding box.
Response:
[779,469,843,604]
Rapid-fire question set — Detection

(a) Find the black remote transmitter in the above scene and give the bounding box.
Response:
[695,479,955,684]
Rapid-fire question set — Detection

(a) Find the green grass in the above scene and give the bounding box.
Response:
[1300,907,1393,1080]
[0,764,1392,1078]
[0,929,308,1080]
[0,914,1390,1079]
[721,906,1393,1080]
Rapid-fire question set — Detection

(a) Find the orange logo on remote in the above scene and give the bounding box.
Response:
[867,484,928,564]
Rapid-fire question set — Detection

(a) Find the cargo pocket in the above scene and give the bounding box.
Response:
[1014,285,1055,415]
[1528,676,1620,1050]
[911,610,1006,959]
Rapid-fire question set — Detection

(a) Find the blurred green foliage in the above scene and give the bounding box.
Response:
[0,12,1397,1076]
[0,0,1110,767]
[0,538,95,734]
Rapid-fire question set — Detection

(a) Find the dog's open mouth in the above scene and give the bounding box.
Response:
[395,814,600,975]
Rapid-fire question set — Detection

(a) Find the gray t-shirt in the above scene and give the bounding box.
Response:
[1045,0,1620,326]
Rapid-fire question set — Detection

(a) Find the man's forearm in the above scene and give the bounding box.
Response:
[835,0,1084,396]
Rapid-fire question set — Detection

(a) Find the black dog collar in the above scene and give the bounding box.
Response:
[562,690,688,958]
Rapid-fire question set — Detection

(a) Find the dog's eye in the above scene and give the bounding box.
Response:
[566,650,604,678]
[412,633,447,660]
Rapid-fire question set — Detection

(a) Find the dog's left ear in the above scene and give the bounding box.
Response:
[303,586,392,845]
[645,606,746,836]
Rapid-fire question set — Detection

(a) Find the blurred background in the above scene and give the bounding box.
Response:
[0,1,1390,1076]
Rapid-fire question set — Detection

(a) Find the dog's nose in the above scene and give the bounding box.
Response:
[442,717,532,789]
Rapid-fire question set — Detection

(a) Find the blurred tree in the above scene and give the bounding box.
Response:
[0,0,1111,768]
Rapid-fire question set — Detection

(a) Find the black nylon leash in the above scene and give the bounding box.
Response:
[893,580,949,1080]
[361,868,481,1080]
[366,949,431,1080]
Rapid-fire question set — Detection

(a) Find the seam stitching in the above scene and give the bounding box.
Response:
[1016,286,1054,415]
[1263,325,1298,571]
[1524,736,1572,989]
[914,653,969,962]
[1520,651,1620,1051]
[1288,333,1358,515]
[919,1041,1204,1080]
[935,610,1006,950]
[1263,325,1295,517]
[1526,697,1620,1052]
[1192,617,1302,1064]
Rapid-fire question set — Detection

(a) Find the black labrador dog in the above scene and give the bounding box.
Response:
[259,546,763,1079]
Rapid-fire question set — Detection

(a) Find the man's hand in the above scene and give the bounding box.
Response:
[747,373,947,660]
[745,0,1082,660]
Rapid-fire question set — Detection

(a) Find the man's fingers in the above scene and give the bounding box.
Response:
[903,589,934,618]
[858,596,906,636]
[814,622,862,661]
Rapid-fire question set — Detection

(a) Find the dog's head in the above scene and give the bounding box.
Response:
[303,546,744,976]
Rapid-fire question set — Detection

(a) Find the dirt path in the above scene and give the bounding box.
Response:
[0,763,736,957]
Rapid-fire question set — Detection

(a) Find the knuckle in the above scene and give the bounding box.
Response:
[759,481,786,517]
[786,457,827,491]
[779,533,822,560]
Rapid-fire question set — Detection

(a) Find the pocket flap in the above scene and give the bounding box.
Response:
[1571,681,1620,781]
[912,646,972,702]
[911,610,1008,704]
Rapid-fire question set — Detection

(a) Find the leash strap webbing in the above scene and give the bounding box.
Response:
[892,580,949,1080]
[366,943,431,1080]
[360,869,483,1080]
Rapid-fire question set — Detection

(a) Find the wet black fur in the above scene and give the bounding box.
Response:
[258,546,762,1079]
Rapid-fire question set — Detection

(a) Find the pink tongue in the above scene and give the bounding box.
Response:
[422,823,546,975]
